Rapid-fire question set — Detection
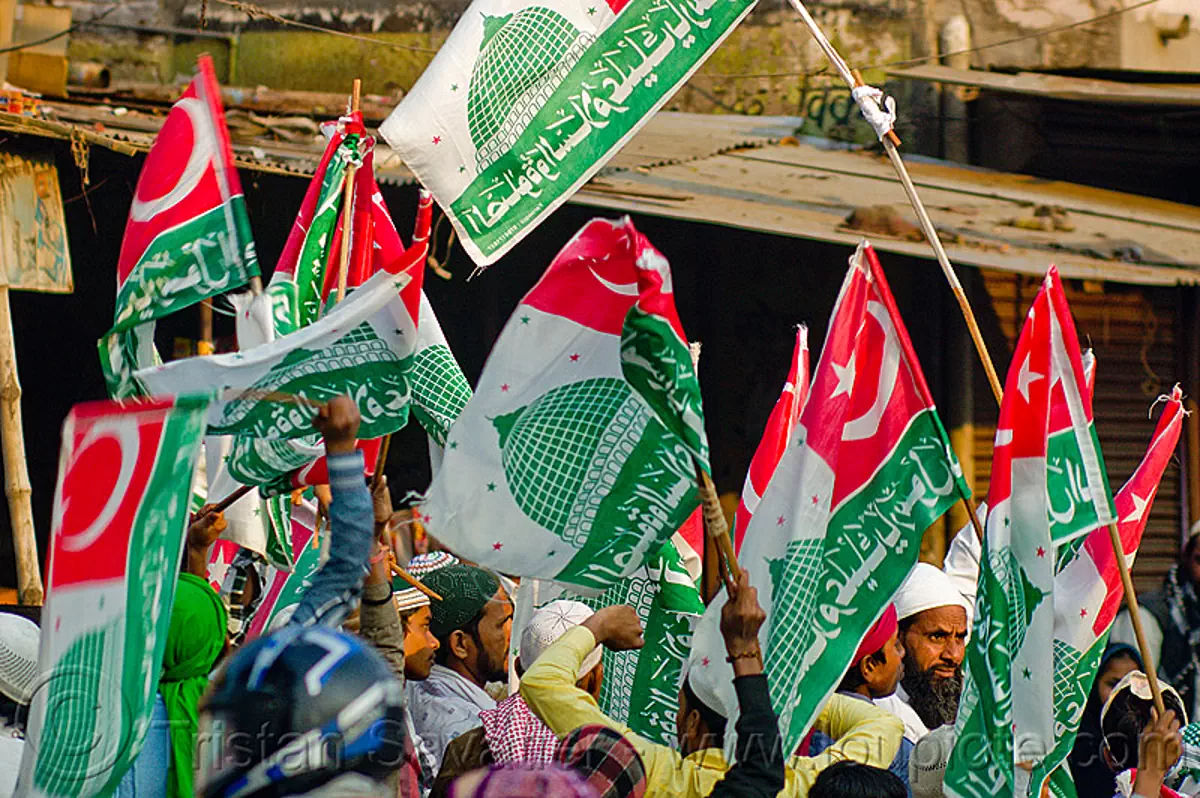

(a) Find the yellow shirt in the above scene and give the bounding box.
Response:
[520,626,904,798]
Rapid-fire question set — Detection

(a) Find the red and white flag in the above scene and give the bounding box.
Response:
[19,395,210,798]
[734,326,809,553]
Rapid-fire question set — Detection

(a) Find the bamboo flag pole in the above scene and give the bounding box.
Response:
[784,0,1002,405]
[0,284,41,605]
[336,78,362,304]
[784,0,1167,712]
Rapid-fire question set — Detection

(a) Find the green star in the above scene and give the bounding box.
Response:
[520,315,530,325]
[449,441,458,450]
[487,482,496,492]
[547,550,556,557]
[459,165,466,173]
[1022,666,1032,680]
[253,507,262,517]
[587,6,596,13]
[394,279,406,289]
[394,329,404,336]
[450,83,459,92]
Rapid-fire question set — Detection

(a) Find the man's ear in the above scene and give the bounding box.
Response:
[448,629,473,661]
[683,707,703,742]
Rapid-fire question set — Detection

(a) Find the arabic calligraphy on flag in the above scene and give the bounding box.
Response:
[19,394,210,798]
[379,0,756,266]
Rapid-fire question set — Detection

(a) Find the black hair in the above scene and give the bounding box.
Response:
[681,677,728,748]
[433,611,484,666]
[398,606,423,637]
[1101,684,1186,770]
[839,648,888,692]
[810,761,906,798]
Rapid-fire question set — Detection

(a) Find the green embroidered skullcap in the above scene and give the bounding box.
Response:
[423,565,501,639]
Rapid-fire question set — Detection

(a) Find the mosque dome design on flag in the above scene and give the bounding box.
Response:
[491,377,649,547]
[988,546,1049,653]
[467,8,595,171]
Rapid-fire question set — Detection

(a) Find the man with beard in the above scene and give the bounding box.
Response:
[405,564,513,777]
[878,563,971,742]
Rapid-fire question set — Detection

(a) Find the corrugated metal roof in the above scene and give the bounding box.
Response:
[5,100,1198,286]
[887,65,1200,107]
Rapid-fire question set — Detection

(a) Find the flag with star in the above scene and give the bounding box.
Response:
[135,198,433,441]
[99,55,260,398]
[946,266,1116,798]
[378,0,756,266]
[1038,384,1185,796]
[420,216,708,593]
[733,325,809,553]
[689,241,966,757]
[18,393,210,798]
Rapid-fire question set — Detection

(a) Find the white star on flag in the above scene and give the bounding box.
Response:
[1123,491,1151,524]
[1017,353,1044,402]
[831,353,856,399]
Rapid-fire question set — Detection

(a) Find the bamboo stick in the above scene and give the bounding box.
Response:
[786,0,1164,712]
[209,483,253,516]
[389,559,442,601]
[198,301,214,356]
[696,462,741,585]
[783,0,1002,405]
[0,285,41,605]
[1108,520,1165,715]
[335,78,362,304]
[372,434,391,489]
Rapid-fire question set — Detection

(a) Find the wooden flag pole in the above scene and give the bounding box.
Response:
[783,0,1002,405]
[0,284,41,605]
[1108,520,1166,715]
[389,559,442,601]
[335,78,362,304]
[372,434,392,490]
[696,463,741,584]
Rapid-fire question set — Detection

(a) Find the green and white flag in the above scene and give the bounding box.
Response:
[689,241,966,756]
[421,216,708,593]
[135,266,419,440]
[946,266,1116,798]
[99,55,259,398]
[18,394,209,797]
[513,536,703,745]
[379,0,756,266]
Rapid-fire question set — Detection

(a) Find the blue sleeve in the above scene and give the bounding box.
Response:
[288,451,372,629]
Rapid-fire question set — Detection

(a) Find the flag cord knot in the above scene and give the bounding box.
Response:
[851,85,897,142]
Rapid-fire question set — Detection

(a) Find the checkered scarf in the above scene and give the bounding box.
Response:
[555,725,647,798]
[479,694,560,766]
[219,548,268,644]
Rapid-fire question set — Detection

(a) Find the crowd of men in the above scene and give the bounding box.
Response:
[0,396,1197,798]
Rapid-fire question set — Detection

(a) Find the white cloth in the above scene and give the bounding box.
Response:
[0,734,22,798]
[876,687,929,742]
[895,562,973,624]
[943,503,986,613]
[406,664,497,776]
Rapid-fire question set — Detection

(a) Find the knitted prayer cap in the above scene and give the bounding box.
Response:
[407,551,460,579]
[0,612,38,704]
[391,580,431,614]
[423,565,501,640]
[520,600,601,674]
[555,725,647,798]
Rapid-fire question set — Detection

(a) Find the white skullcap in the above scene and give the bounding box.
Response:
[909,723,956,798]
[520,600,602,675]
[0,613,39,704]
[393,587,430,614]
[895,563,972,622]
[681,644,731,720]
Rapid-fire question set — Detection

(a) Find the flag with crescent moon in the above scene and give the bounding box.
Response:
[19,393,210,798]
[99,55,260,398]
[733,325,809,553]
[1039,385,1184,796]
[420,216,708,592]
[947,266,1116,798]
[688,241,966,757]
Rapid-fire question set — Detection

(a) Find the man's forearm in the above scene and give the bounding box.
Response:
[290,451,372,628]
